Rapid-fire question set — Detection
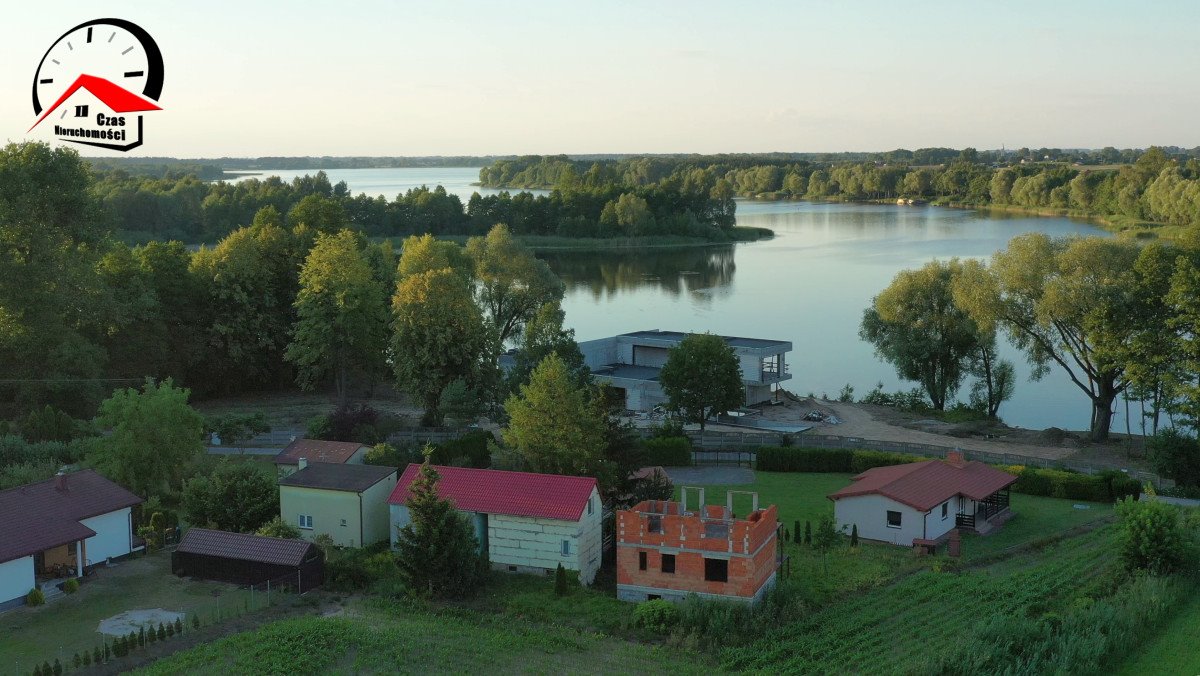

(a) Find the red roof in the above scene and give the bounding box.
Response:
[0,470,142,563]
[827,459,1017,512]
[29,74,161,131]
[388,464,597,522]
[176,528,318,567]
[274,439,368,465]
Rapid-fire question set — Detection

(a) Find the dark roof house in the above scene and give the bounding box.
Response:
[279,462,397,493]
[172,528,323,592]
[0,470,142,564]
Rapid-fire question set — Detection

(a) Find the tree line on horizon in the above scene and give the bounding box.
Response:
[479,148,1200,238]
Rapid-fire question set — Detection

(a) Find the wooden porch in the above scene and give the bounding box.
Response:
[955,488,1011,533]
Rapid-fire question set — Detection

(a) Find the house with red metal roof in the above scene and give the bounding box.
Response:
[0,470,143,610]
[387,464,603,584]
[273,439,370,473]
[828,451,1017,546]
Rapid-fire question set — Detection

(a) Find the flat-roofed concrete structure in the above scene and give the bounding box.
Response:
[580,329,792,412]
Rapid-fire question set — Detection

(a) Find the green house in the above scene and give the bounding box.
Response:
[279,461,398,548]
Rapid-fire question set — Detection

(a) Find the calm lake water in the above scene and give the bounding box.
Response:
[231,167,1116,432]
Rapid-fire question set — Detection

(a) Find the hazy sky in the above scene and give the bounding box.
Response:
[2,0,1198,157]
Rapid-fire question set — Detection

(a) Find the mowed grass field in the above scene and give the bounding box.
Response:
[0,553,256,671]
[136,601,712,675]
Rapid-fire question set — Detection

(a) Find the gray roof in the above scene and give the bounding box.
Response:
[279,462,396,493]
[620,330,790,350]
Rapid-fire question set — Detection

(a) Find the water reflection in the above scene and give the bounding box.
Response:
[540,246,736,303]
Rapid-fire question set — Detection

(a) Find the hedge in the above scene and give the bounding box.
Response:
[757,447,1141,502]
[640,436,692,466]
[755,446,923,473]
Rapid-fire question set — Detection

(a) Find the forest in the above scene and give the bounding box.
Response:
[478,148,1200,238]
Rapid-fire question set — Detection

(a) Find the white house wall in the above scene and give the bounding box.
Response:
[0,557,34,606]
[833,494,928,545]
[79,508,132,565]
[923,497,957,541]
[579,337,619,370]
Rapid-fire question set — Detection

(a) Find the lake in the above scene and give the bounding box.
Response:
[229,167,1117,432]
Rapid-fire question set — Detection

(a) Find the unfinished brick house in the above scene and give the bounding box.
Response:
[616,489,781,603]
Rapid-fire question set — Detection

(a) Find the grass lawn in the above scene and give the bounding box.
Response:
[136,599,712,675]
[1117,592,1200,675]
[678,471,1116,604]
[0,552,258,672]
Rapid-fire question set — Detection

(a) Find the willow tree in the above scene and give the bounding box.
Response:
[466,224,564,344]
[860,259,988,411]
[954,234,1141,441]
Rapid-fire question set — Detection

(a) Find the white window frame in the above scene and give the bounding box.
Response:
[941,502,948,520]
[298,514,313,530]
[886,510,902,529]
[587,497,594,515]
[561,539,571,556]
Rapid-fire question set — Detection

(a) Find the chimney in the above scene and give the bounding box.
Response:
[946,450,965,467]
[298,457,308,470]
[55,471,66,491]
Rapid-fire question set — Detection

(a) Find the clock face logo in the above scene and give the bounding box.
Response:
[28,18,164,152]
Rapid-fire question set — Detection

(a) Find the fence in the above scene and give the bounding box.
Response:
[208,426,477,450]
[679,429,1166,485]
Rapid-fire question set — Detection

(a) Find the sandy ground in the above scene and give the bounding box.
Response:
[97,609,185,636]
[710,396,1141,466]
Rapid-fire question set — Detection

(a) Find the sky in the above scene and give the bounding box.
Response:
[1,0,1198,157]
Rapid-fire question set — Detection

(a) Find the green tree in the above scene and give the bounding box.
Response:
[438,379,482,426]
[286,230,390,405]
[506,302,589,392]
[205,412,269,452]
[599,193,655,236]
[0,142,108,416]
[501,354,608,479]
[967,343,1016,418]
[658,333,743,430]
[91,379,205,497]
[1167,251,1200,428]
[396,234,473,282]
[394,458,486,598]
[256,516,303,539]
[1115,497,1186,575]
[1146,428,1200,488]
[182,461,278,533]
[861,260,986,411]
[466,224,564,343]
[954,234,1141,441]
[812,514,840,572]
[554,563,569,596]
[391,268,491,426]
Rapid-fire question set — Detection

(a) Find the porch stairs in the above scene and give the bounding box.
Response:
[973,508,1014,536]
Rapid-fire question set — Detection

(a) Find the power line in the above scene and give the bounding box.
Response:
[0,378,146,383]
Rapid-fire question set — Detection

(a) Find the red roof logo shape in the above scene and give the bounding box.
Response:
[29,73,161,132]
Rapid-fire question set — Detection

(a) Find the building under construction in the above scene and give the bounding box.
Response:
[615,489,781,603]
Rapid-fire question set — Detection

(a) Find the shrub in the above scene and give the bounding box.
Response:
[92,646,101,664]
[62,578,79,594]
[174,617,184,634]
[166,621,175,637]
[305,414,333,440]
[554,563,568,596]
[157,623,166,641]
[53,659,62,676]
[850,523,859,547]
[1115,497,1186,574]
[634,598,679,631]
[191,614,200,630]
[849,450,924,473]
[72,653,80,669]
[324,547,399,593]
[147,625,157,643]
[25,587,44,606]
[139,627,146,646]
[804,520,812,545]
[639,436,692,466]
[1147,428,1200,488]
[81,651,90,666]
[430,430,493,468]
[364,442,420,468]
[793,520,800,543]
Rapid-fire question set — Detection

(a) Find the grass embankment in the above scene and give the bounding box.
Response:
[136,600,712,675]
[1117,593,1200,675]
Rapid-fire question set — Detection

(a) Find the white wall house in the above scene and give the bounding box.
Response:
[0,470,142,610]
[579,329,792,413]
[828,453,1018,547]
[388,465,603,585]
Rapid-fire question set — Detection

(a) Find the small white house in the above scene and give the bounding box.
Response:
[828,452,1017,546]
[388,464,603,584]
[0,470,142,610]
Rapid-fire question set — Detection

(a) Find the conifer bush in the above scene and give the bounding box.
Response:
[554,563,569,596]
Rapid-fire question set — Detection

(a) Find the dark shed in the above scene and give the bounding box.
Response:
[171,528,323,592]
